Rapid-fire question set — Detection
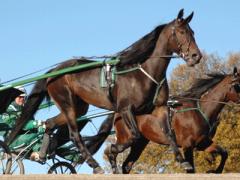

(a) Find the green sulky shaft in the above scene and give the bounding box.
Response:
[0,59,120,91]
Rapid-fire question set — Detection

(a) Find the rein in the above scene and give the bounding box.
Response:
[75,54,181,60]
[1,63,60,85]
[174,96,234,107]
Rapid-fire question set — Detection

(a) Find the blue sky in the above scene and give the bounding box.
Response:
[1,0,240,174]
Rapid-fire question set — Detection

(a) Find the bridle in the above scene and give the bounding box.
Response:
[170,23,192,59]
[233,83,240,93]
[232,77,240,93]
[226,76,240,104]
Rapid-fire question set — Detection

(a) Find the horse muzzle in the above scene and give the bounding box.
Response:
[184,52,202,67]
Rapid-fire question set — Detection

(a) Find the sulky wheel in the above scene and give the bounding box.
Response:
[47,161,76,174]
[8,154,24,174]
[0,140,12,174]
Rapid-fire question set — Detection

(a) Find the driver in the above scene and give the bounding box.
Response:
[1,86,44,158]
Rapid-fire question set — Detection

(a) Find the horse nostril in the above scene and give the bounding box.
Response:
[192,53,198,59]
[192,53,202,61]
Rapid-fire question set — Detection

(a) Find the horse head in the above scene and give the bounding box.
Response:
[165,9,202,66]
[225,67,240,103]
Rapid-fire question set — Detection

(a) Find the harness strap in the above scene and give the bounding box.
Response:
[115,64,166,109]
[175,101,212,134]
[138,65,159,85]
[100,62,116,105]
[196,101,214,134]
[115,64,160,85]
[115,65,140,75]
[152,78,166,105]
[196,101,211,129]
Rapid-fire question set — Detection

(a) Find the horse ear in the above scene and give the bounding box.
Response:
[184,12,194,24]
[177,9,184,20]
[233,66,238,77]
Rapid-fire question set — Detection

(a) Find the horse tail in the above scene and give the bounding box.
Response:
[84,113,115,155]
[5,78,49,145]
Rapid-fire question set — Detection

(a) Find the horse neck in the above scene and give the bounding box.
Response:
[200,80,228,123]
[141,32,172,83]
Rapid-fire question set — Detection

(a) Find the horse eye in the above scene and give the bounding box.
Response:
[234,84,240,93]
[179,30,185,34]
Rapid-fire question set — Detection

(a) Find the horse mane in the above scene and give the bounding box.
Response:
[116,24,166,67]
[179,73,226,98]
[53,24,167,69]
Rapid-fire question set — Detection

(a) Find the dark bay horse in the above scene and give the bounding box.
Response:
[105,67,240,173]
[6,9,202,173]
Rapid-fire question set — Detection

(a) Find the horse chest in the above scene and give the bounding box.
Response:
[115,83,154,110]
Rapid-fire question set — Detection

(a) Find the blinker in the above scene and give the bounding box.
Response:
[233,84,240,93]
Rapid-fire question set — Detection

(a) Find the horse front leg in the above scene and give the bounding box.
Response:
[104,143,120,174]
[122,137,149,174]
[183,147,195,173]
[67,120,104,174]
[105,138,138,174]
[121,105,140,140]
[163,125,192,170]
[158,106,193,171]
[204,143,228,173]
[104,107,138,174]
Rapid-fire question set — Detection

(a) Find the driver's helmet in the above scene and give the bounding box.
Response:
[15,86,27,97]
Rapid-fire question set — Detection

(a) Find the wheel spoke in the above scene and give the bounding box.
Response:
[48,161,76,174]
[0,140,12,174]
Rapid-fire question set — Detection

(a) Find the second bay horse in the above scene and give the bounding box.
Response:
[104,67,240,173]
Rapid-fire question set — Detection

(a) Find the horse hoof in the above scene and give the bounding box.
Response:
[93,166,105,174]
[122,166,131,174]
[104,146,111,155]
[104,146,115,160]
[77,155,85,164]
[206,170,217,173]
[180,161,193,171]
[113,167,121,174]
